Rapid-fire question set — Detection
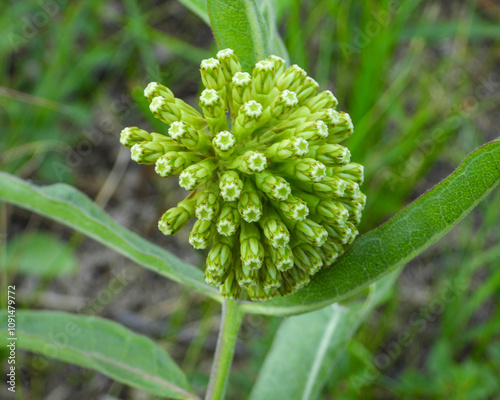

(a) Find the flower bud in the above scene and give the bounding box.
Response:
[259,208,290,248]
[179,159,217,190]
[149,96,206,130]
[296,190,349,226]
[324,221,357,245]
[144,82,174,103]
[287,218,328,247]
[155,151,202,177]
[219,170,244,201]
[220,270,242,299]
[304,90,338,112]
[195,183,220,221]
[120,127,152,148]
[298,175,347,197]
[248,284,275,301]
[260,260,282,290]
[213,130,236,159]
[296,120,329,141]
[230,150,267,174]
[329,162,364,185]
[205,268,226,287]
[235,261,259,288]
[206,234,236,277]
[308,144,351,165]
[271,90,299,118]
[325,110,353,143]
[283,265,310,290]
[338,198,365,225]
[240,221,265,270]
[265,55,286,78]
[168,121,212,154]
[318,239,343,265]
[267,244,294,271]
[292,242,323,275]
[216,201,241,236]
[272,195,309,221]
[131,141,176,165]
[253,60,276,99]
[200,57,226,91]
[199,89,228,133]
[295,77,319,103]
[264,136,308,161]
[189,219,216,249]
[277,158,326,182]
[255,170,291,201]
[276,64,307,92]
[158,199,195,235]
[231,72,253,114]
[216,48,242,81]
[233,100,263,139]
[238,180,263,223]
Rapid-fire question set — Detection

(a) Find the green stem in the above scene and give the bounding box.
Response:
[205,299,243,400]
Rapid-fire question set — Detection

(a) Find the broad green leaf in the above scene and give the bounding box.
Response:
[0,172,221,303]
[4,232,78,278]
[242,140,500,316]
[0,310,198,399]
[207,0,271,72]
[177,0,210,24]
[249,273,399,400]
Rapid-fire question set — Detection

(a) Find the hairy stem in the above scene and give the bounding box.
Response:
[205,299,243,400]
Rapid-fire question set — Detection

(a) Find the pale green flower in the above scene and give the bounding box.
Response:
[121,49,366,300]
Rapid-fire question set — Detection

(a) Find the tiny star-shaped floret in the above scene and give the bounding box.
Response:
[291,137,309,155]
[200,89,219,105]
[144,82,160,99]
[232,72,251,86]
[242,100,263,118]
[240,206,261,223]
[221,182,242,201]
[273,182,291,200]
[169,121,186,140]
[201,58,220,70]
[196,204,215,221]
[149,96,167,113]
[255,60,273,71]
[246,152,267,172]
[179,170,198,190]
[217,48,235,58]
[315,120,328,139]
[213,131,236,151]
[280,90,299,107]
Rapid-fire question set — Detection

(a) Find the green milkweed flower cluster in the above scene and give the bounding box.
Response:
[120,49,365,301]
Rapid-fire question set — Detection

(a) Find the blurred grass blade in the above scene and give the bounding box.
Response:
[0,172,221,303]
[177,0,210,24]
[207,0,271,71]
[4,232,78,278]
[0,310,199,400]
[242,140,500,316]
[249,273,398,400]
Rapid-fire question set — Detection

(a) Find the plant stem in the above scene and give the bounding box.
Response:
[205,299,243,400]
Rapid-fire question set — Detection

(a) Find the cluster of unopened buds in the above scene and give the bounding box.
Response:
[120,49,365,301]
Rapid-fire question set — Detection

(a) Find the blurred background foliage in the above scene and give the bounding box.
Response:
[1,0,499,399]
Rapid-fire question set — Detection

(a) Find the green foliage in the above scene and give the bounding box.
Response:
[4,232,78,278]
[207,0,271,72]
[242,140,500,315]
[250,272,398,400]
[0,310,198,399]
[0,172,221,303]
